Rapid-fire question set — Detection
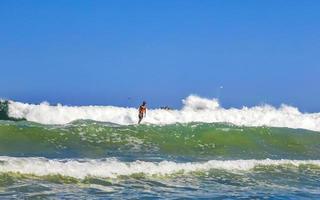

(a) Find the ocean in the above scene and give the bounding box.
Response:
[0,95,319,199]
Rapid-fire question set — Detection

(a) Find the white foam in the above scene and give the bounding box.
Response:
[7,95,320,131]
[0,156,319,179]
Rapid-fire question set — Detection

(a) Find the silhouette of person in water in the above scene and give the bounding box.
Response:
[138,101,147,124]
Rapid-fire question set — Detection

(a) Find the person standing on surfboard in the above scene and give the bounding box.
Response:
[138,101,147,124]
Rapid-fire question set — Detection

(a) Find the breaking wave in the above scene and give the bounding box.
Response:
[0,156,319,179]
[3,95,320,131]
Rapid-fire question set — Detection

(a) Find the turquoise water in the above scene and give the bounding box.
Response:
[0,120,319,199]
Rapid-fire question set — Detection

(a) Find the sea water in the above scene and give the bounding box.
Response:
[0,96,319,199]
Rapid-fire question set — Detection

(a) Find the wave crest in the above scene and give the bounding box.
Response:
[5,95,320,131]
[0,156,319,179]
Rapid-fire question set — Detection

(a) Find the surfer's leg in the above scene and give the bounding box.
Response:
[138,115,143,124]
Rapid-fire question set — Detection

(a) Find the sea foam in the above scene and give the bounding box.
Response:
[7,95,320,131]
[0,156,319,179]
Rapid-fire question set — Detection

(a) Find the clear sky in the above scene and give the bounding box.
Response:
[0,0,319,111]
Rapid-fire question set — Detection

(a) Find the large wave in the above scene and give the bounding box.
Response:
[0,121,319,159]
[5,95,320,131]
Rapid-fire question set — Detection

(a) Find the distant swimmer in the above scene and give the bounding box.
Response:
[138,101,147,124]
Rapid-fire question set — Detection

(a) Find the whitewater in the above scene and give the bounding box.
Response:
[1,96,320,199]
[6,95,320,131]
[0,156,319,179]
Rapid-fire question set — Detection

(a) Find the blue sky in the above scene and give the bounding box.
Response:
[0,0,319,111]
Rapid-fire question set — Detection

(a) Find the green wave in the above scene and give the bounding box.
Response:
[0,120,319,159]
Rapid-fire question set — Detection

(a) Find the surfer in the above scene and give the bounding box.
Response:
[138,101,147,124]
